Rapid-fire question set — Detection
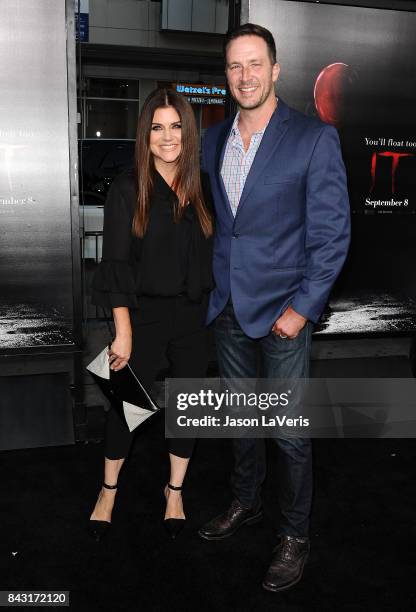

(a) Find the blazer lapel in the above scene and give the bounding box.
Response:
[235,99,290,220]
[215,117,234,222]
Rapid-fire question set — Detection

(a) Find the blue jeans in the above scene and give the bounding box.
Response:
[215,300,313,537]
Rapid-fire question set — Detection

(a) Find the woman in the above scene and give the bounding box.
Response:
[88,88,213,541]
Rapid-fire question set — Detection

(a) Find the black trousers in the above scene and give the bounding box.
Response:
[105,294,208,460]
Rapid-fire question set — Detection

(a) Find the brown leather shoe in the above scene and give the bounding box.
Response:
[198,498,263,540]
[262,535,310,592]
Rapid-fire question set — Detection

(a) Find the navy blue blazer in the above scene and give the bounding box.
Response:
[203,99,351,338]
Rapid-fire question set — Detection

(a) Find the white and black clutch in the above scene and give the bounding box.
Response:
[86,345,159,432]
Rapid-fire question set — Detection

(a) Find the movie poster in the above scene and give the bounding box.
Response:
[247,0,416,215]
[0,0,74,351]
[246,0,416,333]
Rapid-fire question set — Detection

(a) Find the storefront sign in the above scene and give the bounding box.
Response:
[176,84,226,96]
[175,83,226,105]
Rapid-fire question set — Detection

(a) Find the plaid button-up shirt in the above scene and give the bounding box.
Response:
[221,112,267,217]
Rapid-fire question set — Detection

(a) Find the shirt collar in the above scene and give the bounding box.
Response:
[230,112,240,139]
[230,110,268,143]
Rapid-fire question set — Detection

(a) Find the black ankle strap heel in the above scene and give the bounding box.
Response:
[88,482,118,542]
[164,483,185,539]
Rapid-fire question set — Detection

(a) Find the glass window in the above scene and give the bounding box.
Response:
[86,100,139,139]
[79,140,135,204]
[86,78,139,99]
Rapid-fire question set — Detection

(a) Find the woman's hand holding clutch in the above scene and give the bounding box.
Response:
[108,334,132,371]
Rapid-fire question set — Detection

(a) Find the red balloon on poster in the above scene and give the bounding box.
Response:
[314,62,352,127]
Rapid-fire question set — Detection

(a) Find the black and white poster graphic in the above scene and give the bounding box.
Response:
[0,0,74,350]
[246,0,416,334]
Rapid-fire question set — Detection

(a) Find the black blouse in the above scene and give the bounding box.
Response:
[91,169,214,309]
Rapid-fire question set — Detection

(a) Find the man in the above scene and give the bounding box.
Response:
[199,23,350,591]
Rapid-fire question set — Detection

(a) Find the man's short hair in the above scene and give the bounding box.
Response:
[223,23,277,65]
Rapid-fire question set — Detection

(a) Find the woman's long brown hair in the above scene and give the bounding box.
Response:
[133,88,212,238]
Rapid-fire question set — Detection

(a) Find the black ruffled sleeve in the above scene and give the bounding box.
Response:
[91,173,138,309]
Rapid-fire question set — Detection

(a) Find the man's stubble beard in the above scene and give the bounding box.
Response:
[232,79,276,111]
